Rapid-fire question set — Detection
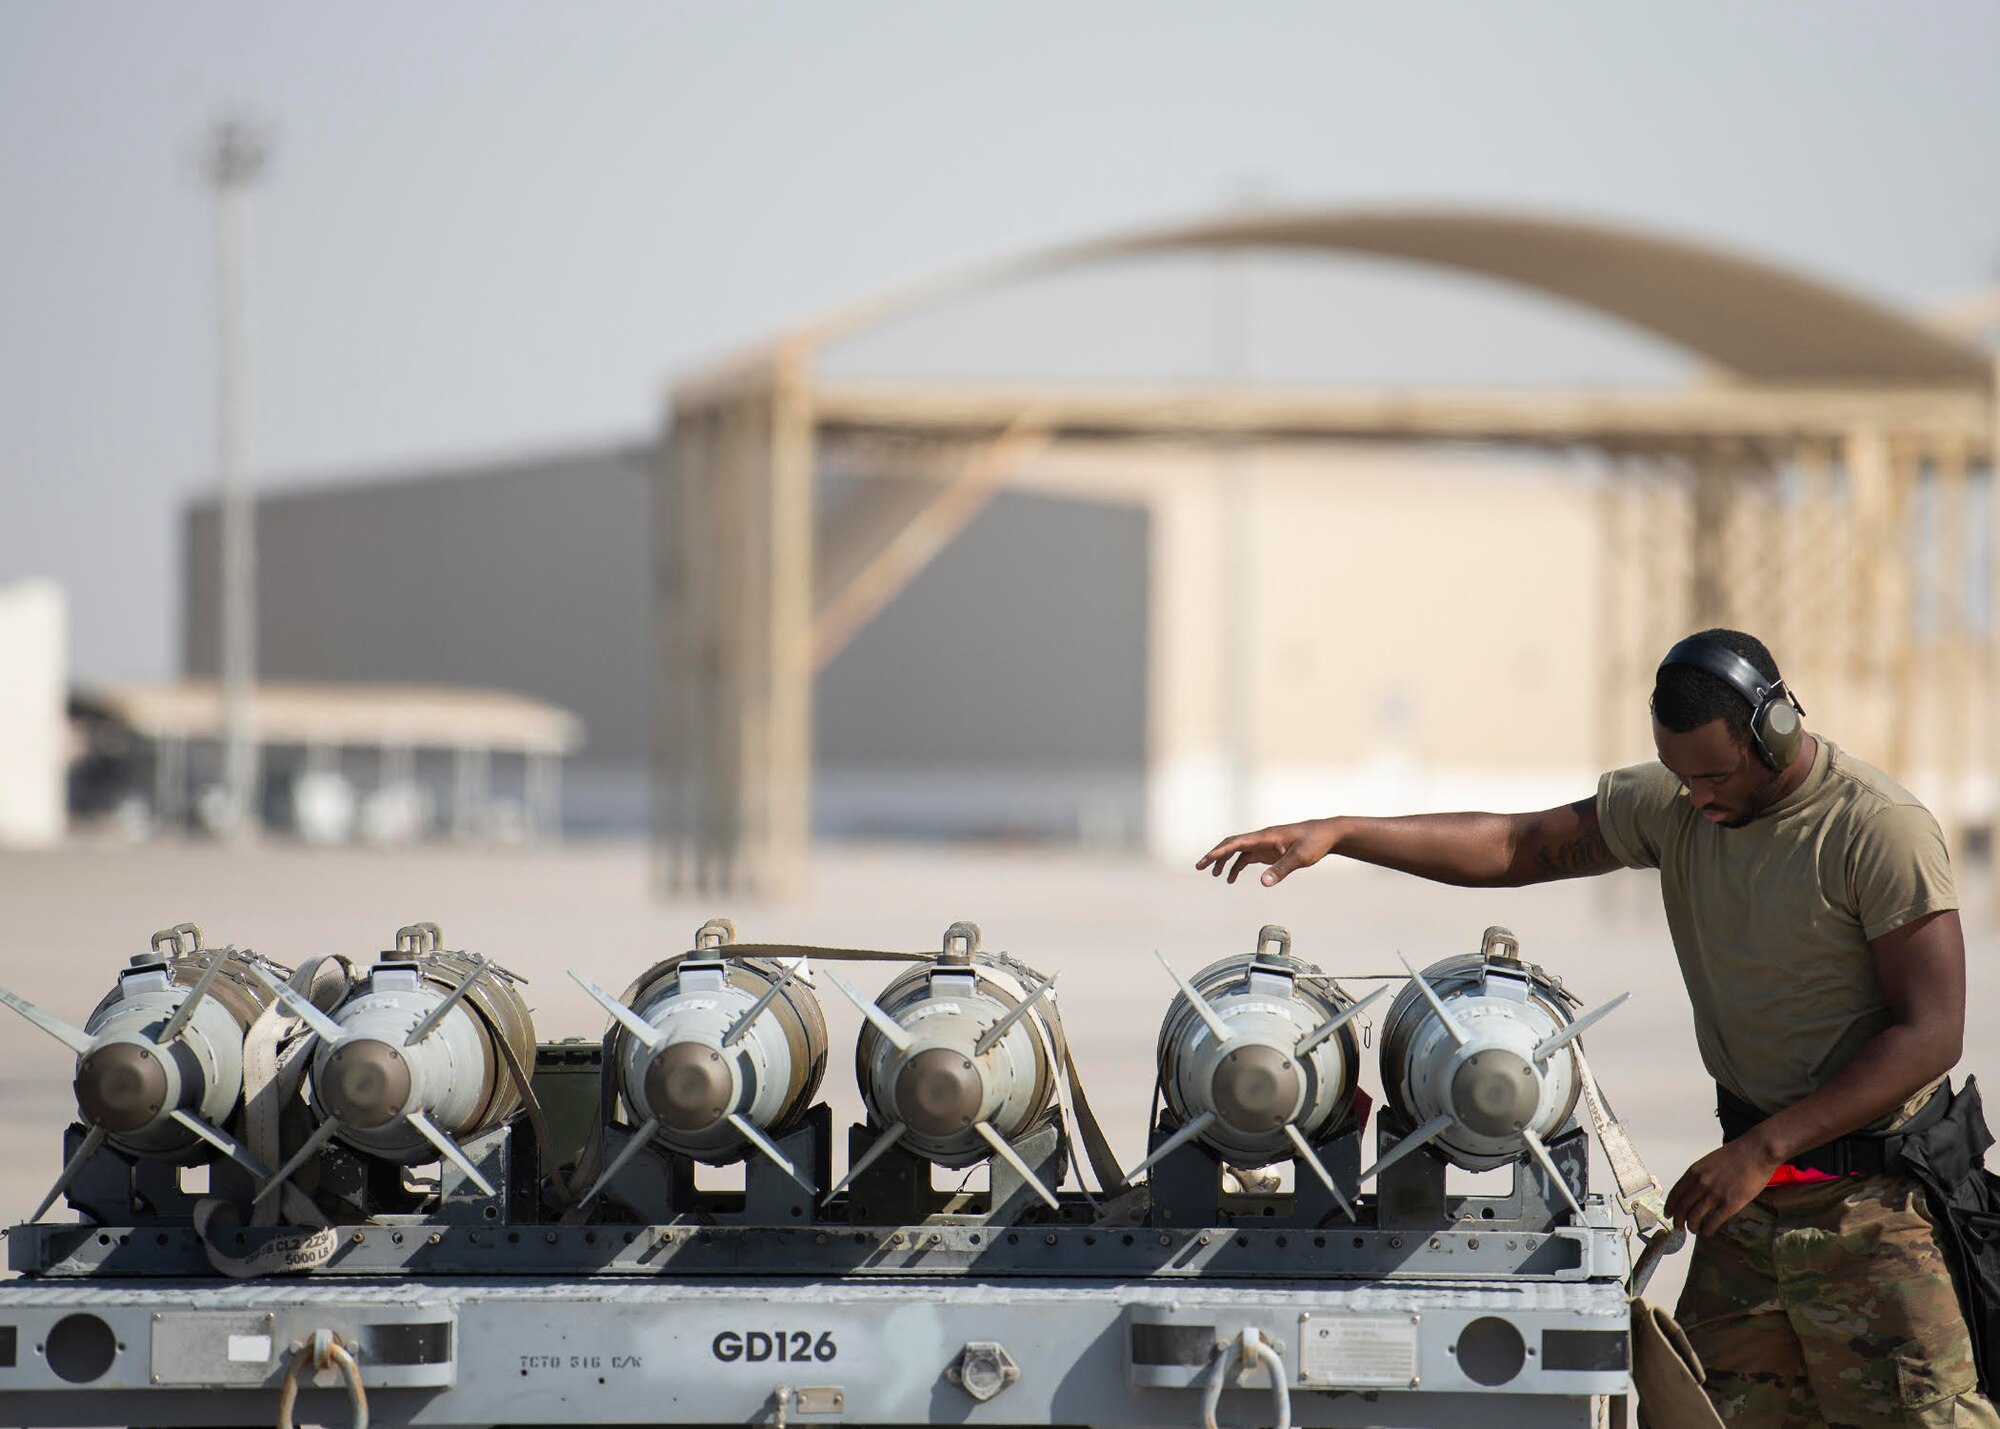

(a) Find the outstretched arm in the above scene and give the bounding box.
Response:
[1196,797,1620,888]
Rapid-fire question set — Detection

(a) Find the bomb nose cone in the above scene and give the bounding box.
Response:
[1211,1044,1302,1133]
[1450,1050,1541,1138]
[320,1038,413,1129]
[645,1042,733,1132]
[895,1047,983,1137]
[75,1042,169,1133]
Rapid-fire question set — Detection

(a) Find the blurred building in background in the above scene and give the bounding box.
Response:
[0,580,67,847]
[175,435,1598,857]
[183,448,636,836]
[168,206,1997,883]
[179,446,1148,842]
[659,206,2000,894]
[69,678,580,844]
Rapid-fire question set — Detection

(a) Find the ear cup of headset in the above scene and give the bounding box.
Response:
[1757,698,1803,771]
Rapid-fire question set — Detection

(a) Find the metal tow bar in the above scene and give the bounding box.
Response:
[1201,1328,1291,1429]
[275,1328,368,1429]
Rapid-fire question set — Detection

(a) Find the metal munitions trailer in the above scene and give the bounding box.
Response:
[1,1214,1631,1428]
[0,922,1641,1427]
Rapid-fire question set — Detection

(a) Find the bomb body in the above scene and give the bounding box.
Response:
[851,952,1057,1169]
[1154,941,1362,1170]
[607,951,827,1166]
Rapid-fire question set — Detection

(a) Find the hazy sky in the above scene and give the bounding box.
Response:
[4,2,1997,679]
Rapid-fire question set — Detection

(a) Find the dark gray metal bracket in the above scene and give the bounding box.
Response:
[598,1106,834,1226]
[843,1114,1069,1226]
[1374,1115,1590,1234]
[1145,1116,1363,1230]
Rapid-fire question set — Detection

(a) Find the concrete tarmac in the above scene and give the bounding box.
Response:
[2,837,1993,1316]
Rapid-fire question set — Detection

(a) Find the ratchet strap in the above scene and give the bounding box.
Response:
[193,1198,339,1279]
[240,954,353,1229]
[982,949,1129,1200]
[1571,1043,1671,1235]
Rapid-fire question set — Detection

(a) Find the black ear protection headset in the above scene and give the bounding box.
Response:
[1655,636,1807,772]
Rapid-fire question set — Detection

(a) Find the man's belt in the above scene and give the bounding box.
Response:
[1716,1083,1950,1177]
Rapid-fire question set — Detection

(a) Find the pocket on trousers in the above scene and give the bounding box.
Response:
[1887,1193,1982,1408]
[1894,1327,1982,1410]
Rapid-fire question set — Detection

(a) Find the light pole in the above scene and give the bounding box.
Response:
[206,117,269,840]
[1216,183,1261,834]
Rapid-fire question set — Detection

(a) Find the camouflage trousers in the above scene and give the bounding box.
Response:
[1676,1173,1999,1426]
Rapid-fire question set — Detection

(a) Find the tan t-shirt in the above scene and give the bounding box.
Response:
[1596,737,1957,1129]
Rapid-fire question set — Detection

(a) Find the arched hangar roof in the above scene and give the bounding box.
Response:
[772,207,1991,390]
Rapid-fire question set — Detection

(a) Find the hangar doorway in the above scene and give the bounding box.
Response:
[815,486,1149,846]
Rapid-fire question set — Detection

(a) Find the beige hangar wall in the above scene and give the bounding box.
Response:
[1109,442,1607,860]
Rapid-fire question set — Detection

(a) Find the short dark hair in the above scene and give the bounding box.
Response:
[1651,628,1782,743]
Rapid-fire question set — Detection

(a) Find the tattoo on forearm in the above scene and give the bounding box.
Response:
[1533,825,1613,880]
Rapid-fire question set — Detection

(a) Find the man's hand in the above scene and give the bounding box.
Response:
[1197,820,1340,885]
[1664,1136,1783,1237]
[1195,801,1616,889]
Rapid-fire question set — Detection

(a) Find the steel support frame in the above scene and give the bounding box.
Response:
[655,370,1999,894]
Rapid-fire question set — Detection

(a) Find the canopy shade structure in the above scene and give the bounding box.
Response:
[700,206,1993,392]
[77,681,585,845]
[78,681,584,756]
[655,204,2000,896]
[1092,210,1992,387]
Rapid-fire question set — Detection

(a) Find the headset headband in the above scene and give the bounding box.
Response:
[1656,637,1785,711]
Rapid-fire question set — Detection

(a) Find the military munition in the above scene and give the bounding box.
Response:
[0,923,279,1220]
[823,921,1063,1208]
[1367,925,1629,1216]
[251,922,536,1201]
[1131,925,1380,1215]
[570,918,829,1200]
